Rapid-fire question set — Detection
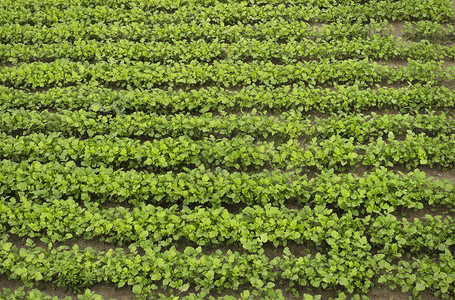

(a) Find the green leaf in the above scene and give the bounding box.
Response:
[241,290,250,299]
[16,182,27,191]
[259,233,268,243]
[2,242,12,252]
[206,270,214,279]
[34,272,43,281]
[415,281,426,292]
[132,284,142,294]
[15,267,27,276]
[91,103,101,112]
[339,277,349,286]
[180,283,190,292]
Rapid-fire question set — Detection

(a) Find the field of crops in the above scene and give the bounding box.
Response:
[1,0,455,299]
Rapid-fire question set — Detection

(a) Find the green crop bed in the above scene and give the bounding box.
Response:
[1,0,455,299]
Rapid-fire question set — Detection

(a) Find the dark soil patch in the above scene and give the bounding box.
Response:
[367,285,440,300]
[90,283,135,300]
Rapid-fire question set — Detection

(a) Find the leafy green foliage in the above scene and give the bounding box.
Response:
[3,83,455,114]
[1,58,454,89]
[1,0,455,298]
[3,109,454,145]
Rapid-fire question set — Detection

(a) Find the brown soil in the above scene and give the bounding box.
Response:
[0,275,79,299]
[389,21,406,41]
[0,276,135,300]
[90,283,135,300]
[367,285,440,300]
[0,275,23,291]
[399,205,455,222]
[394,165,455,184]
[376,60,409,67]
[7,234,131,254]
[417,166,455,184]
[100,201,134,211]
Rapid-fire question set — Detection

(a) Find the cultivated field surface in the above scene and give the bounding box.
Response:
[1,0,455,299]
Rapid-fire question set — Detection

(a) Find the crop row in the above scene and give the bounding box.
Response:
[2,109,453,142]
[0,285,303,300]
[1,196,454,257]
[1,83,454,114]
[0,20,387,44]
[360,132,455,169]
[0,109,305,140]
[1,160,453,213]
[370,214,455,258]
[309,112,454,142]
[3,37,455,65]
[0,199,363,253]
[0,286,107,300]
[0,133,274,171]
[377,252,455,298]
[1,59,452,89]
[0,0,413,11]
[1,238,454,297]
[0,238,376,295]
[1,0,452,27]
[0,287,314,300]
[404,20,455,44]
[2,131,455,172]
